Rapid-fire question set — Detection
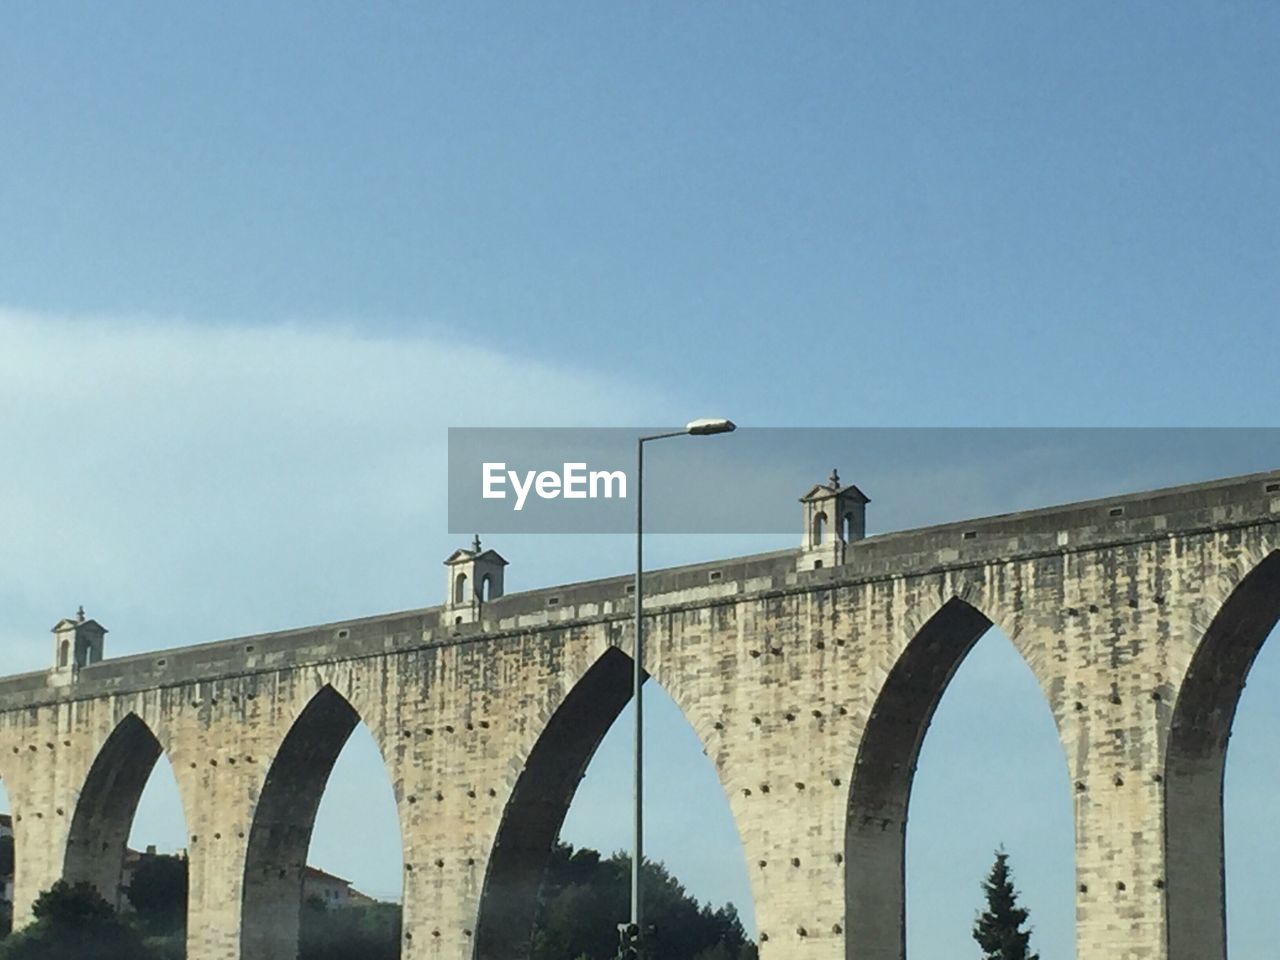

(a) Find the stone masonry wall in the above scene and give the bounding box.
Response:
[0,471,1275,960]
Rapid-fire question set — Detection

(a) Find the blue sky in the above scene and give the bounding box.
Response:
[2,4,1279,958]
[4,3,1279,424]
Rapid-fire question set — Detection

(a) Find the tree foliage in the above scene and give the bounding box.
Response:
[973,849,1039,960]
[0,881,164,960]
[299,897,401,960]
[530,843,756,960]
[125,854,188,933]
[0,834,12,936]
[0,844,753,960]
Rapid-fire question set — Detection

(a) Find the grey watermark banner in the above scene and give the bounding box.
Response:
[447,427,1280,535]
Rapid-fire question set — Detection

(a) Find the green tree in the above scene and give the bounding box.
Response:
[529,843,755,960]
[0,881,163,960]
[0,834,13,881]
[299,897,401,960]
[0,833,13,935]
[973,849,1039,960]
[125,854,188,934]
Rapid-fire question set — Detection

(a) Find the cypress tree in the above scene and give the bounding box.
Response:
[972,848,1039,960]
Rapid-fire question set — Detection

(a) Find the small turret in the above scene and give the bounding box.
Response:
[52,606,107,676]
[443,536,508,625]
[798,469,869,570]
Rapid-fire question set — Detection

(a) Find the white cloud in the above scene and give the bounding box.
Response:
[0,309,720,911]
[0,309,680,668]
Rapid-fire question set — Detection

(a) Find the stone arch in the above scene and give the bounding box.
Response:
[473,645,634,959]
[240,683,386,960]
[63,713,175,908]
[844,595,1060,960]
[1165,549,1280,960]
[473,637,753,960]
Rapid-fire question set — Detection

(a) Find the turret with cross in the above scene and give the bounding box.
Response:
[51,606,107,678]
[443,535,508,625]
[797,469,870,570]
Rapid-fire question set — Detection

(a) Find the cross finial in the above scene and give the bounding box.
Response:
[472,534,482,554]
[828,468,840,490]
[76,605,86,623]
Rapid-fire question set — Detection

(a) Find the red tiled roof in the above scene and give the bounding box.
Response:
[303,865,351,886]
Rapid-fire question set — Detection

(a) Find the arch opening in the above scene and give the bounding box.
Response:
[1222,618,1280,959]
[1166,550,1280,960]
[474,648,633,959]
[240,685,402,960]
[812,513,828,547]
[455,572,469,605]
[64,714,170,909]
[125,752,189,951]
[474,647,756,960]
[846,598,1072,960]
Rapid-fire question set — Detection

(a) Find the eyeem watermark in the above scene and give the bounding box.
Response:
[483,462,628,511]
[448,426,1280,534]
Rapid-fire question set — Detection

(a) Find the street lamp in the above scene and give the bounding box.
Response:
[626,417,736,958]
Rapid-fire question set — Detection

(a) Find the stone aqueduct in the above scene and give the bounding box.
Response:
[1,469,1279,960]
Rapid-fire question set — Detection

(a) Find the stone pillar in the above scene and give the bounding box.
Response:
[8,794,69,929]
[0,705,79,930]
[736,786,846,960]
[1070,728,1169,960]
[185,834,249,960]
[648,600,849,960]
[400,823,491,960]
[175,741,259,960]
[1053,577,1173,960]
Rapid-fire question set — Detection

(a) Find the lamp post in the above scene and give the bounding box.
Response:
[624,417,736,959]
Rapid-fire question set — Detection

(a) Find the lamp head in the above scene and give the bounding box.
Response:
[685,418,736,436]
